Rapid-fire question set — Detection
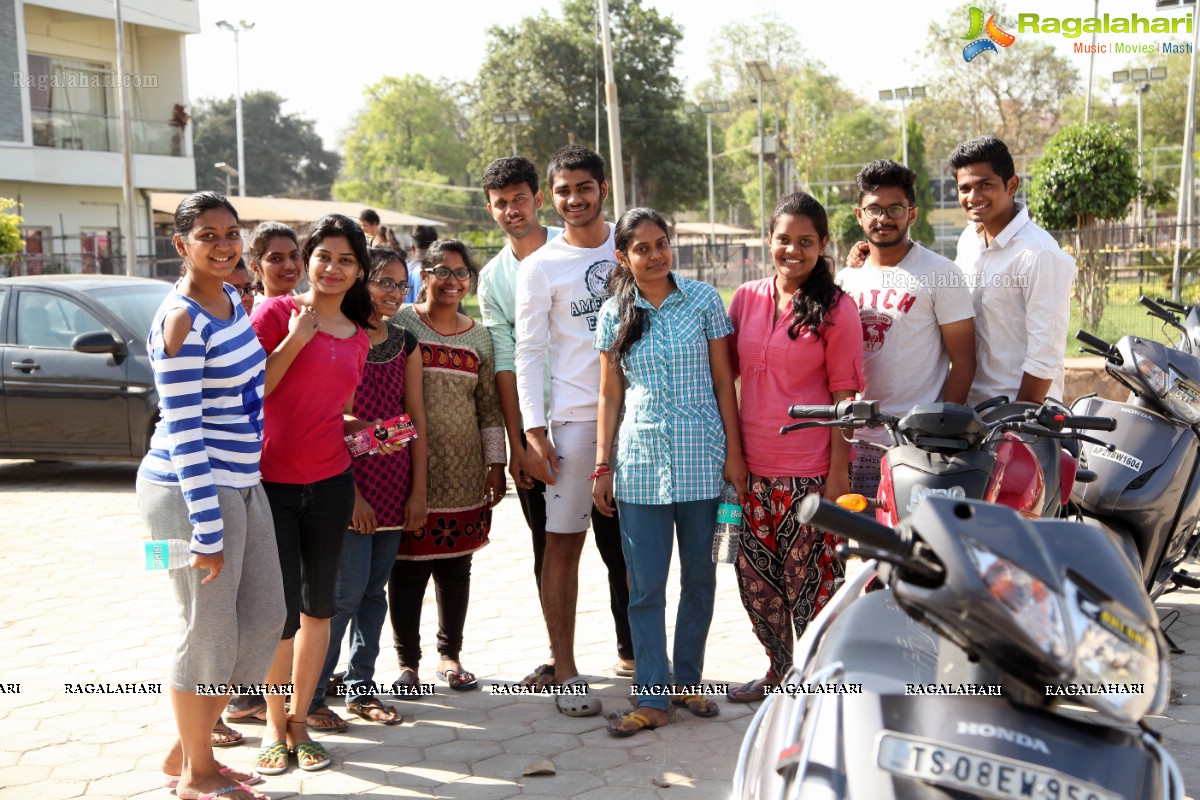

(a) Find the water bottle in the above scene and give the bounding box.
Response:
[95,539,193,573]
[712,482,744,564]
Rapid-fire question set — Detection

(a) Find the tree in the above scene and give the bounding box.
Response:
[192,91,341,199]
[919,2,1081,162]
[471,0,706,217]
[1029,124,1138,327]
[336,75,475,222]
[899,119,936,245]
[0,198,22,256]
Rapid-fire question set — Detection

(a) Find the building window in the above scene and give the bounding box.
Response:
[17,227,53,276]
[80,230,116,275]
[27,54,115,152]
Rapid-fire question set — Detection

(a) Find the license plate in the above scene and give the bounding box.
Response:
[876,732,1120,800]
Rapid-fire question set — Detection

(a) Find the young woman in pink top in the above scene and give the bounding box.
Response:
[725,192,864,703]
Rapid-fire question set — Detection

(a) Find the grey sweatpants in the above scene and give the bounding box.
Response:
[136,477,286,693]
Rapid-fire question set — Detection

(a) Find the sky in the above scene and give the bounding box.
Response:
[180,0,1194,153]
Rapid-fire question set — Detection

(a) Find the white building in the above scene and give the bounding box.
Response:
[0,0,198,275]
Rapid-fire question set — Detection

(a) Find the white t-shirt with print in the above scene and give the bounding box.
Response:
[837,242,975,443]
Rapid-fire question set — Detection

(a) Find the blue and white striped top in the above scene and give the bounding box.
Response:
[138,283,267,554]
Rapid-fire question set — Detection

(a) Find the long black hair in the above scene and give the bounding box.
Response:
[301,214,375,330]
[606,206,669,368]
[769,192,844,340]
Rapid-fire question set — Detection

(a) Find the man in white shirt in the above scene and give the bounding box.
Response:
[478,156,633,692]
[837,159,976,496]
[948,135,1076,406]
[514,145,627,716]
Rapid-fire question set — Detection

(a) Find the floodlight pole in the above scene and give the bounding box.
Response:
[113,0,138,275]
[598,0,625,217]
[1171,0,1200,302]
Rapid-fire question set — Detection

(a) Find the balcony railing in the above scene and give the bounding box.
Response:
[30,108,187,157]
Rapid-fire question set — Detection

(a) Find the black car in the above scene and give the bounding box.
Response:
[0,275,172,461]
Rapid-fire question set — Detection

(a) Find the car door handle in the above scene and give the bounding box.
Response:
[10,360,40,372]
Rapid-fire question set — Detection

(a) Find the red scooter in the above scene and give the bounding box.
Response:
[782,399,1115,522]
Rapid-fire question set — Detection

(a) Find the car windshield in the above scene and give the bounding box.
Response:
[91,283,172,338]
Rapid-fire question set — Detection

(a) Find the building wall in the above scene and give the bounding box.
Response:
[0,0,24,143]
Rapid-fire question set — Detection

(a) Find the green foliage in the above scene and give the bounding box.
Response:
[828,205,861,248]
[1140,177,1175,212]
[0,198,23,256]
[337,76,474,221]
[1029,123,1138,327]
[470,0,705,217]
[898,119,936,246]
[192,91,341,199]
[1029,124,1138,230]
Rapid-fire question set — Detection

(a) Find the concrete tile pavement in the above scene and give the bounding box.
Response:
[0,458,1197,798]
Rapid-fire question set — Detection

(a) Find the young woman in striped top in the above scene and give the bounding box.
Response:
[137,191,286,800]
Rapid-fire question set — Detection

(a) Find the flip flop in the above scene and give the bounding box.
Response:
[727,677,774,704]
[180,785,263,800]
[291,740,332,772]
[672,694,720,717]
[391,668,422,699]
[520,663,555,688]
[606,709,665,737]
[346,696,401,725]
[225,703,268,725]
[306,704,349,732]
[436,667,479,691]
[253,741,289,776]
[164,764,263,790]
[211,717,243,747]
[613,659,636,678]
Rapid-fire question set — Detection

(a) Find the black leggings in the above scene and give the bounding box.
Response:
[389,554,473,669]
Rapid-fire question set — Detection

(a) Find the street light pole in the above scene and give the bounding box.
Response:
[1167,0,1200,301]
[214,162,239,198]
[491,112,532,157]
[746,60,776,274]
[687,101,730,282]
[1114,67,1167,232]
[598,0,626,217]
[216,20,254,197]
[112,0,139,276]
[879,86,926,166]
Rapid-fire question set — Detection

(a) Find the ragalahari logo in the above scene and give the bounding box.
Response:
[961,7,1016,62]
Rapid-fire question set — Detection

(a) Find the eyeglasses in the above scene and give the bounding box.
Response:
[231,286,255,298]
[369,277,410,293]
[860,204,913,220]
[424,266,472,281]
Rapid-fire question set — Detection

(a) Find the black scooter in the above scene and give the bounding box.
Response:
[1073,296,1200,599]
[732,496,1183,800]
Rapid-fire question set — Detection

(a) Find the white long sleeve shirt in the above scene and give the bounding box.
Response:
[955,203,1076,406]
[514,224,616,429]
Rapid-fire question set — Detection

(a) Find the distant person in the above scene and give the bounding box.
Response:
[246,221,303,311]
[392,240,506,693]
[593,207,744,736]
[359,209,381,245]
[514,145,634,716]
[949,135,1075,405]
[376,224,405,255]
[835,159,975,497]
[140,191,285,799]
[227,258,257,317]
[726,192,863,703]
[405,225,438,304]
[477,155,635,688]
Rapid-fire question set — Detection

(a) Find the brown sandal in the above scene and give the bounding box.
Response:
[306,705,349,732]
[346,696,401,725]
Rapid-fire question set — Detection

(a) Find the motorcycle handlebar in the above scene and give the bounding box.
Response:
[1156,297,1191,314]
[1076,329,1113,352]
[1061,414,1117,432]
[1139,295,1171,316]
[788,404,839,419]
[797,494,901,554]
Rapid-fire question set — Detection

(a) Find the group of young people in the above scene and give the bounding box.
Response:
[137,131,1073,797]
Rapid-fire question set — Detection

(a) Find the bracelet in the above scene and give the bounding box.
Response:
[594,461,610,467]
[589,466,612,479]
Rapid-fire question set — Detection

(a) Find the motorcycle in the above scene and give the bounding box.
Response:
[782,398,1115,523]
[1072,295,1200,599]
[732,494,1184,800]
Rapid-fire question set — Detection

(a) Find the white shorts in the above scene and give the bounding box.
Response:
[544,420,611,533]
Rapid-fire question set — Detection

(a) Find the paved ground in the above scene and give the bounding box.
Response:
[0,458,1197,799]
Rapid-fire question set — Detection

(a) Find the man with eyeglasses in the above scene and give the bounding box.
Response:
[836,159,976,497]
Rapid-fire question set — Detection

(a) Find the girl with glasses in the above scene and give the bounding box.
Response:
[391,240,506,693]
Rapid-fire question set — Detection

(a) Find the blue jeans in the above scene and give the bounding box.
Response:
[616,498,719,712]
[313,526,404,707]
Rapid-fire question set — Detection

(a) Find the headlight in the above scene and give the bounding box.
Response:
[1160,368,1200,424]
[965,540,1069,663]
[1063,579,1160,723]
[1132,348,1167,394]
